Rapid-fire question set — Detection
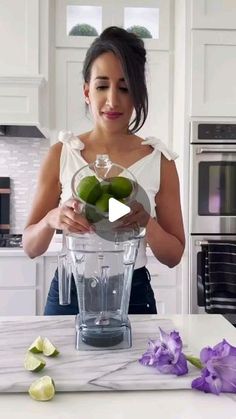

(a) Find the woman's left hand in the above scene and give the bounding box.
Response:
[117,200,150,229]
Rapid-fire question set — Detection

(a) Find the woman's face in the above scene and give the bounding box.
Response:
[84,52,134,134]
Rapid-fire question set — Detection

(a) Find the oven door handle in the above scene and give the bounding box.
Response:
[195,240,209,246]
[196,147,236,154]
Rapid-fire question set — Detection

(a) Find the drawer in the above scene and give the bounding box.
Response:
[147,258,177,287]
[0,289,36,315]
[0,257,36,287]
[153,287,177,315]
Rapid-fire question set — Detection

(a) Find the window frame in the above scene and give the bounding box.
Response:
[55,0,170,50]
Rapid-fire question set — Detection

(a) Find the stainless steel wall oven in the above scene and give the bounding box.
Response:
[190,122,236,234]
[190,122,236,325]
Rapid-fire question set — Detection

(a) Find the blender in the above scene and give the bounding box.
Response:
[58,155,144,350]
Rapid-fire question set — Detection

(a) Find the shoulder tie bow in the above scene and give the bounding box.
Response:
[58,130,85,150]
[141,136,178,160]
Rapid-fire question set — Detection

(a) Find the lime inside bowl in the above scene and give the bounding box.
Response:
[71,164,137,223]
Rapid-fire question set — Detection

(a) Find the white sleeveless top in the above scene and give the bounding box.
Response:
[58,130,178,269]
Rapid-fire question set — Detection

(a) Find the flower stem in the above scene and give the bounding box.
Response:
[185,355,203,369]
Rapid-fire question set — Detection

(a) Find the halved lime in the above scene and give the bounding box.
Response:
[43,337,59,357]
[28,375,55,401]
[28,336,43,353]
[24,352,46,372]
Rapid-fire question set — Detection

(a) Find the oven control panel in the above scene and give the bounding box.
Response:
[191,122,236,143]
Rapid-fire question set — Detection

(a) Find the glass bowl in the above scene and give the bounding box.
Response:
[71,154,137,223]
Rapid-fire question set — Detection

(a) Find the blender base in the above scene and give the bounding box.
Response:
[75,315,132,350]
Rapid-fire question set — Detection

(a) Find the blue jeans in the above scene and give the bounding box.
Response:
[44,266,157,315]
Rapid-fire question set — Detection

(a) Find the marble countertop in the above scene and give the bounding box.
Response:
[0,314,236,418]
[0,316,202,393]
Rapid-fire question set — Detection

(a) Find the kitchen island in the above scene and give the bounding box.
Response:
[0,314,235,418]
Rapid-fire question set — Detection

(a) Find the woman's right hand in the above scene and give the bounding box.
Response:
[45,198,94,234]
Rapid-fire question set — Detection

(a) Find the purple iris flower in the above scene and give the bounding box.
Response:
[139,328,188,376]
[192,339,236,395]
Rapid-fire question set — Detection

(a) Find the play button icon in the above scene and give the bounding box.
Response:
[108,198,131,222]
[83,180,151,242]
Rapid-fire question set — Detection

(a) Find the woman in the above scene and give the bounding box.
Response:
[23,26,185,315]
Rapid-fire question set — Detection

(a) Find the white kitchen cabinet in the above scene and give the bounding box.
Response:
[0,256,37,315]
[0,0,39,75]
[0,289,35,316]
[54,0,173,145]
[191,30,236,117]
[55,47,171,145]
[153,288,177,315]
[146,250,176,287]
[0,253,56,316]
[55,48,90,135]
[43,256,58,309]
[146,247,178,314]
[191,0,236,29]
[0,0,51,130]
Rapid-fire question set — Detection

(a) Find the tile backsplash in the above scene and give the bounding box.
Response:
[0,138,50,233]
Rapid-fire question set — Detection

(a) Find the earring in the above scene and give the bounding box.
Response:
[85,97,90,104]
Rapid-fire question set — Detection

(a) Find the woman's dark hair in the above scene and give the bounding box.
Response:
[82,26,148,134]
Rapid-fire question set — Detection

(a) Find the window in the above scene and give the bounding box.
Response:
[124,7,159,39]
[67,5,102,36]
[56,0,170,50]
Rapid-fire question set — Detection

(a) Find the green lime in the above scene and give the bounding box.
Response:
[100,181,111,194]
[24,352,46,372]
[28,376,55,401]
[28,336,44,354]
[109,176,133,199]
[43,337,59,357]
[95,193,113,213]
[76,175,102,204]
[85,206,103,223]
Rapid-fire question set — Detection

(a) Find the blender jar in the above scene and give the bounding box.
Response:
[65,229,143,350]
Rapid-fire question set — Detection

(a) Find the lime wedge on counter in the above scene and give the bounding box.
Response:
[28,376,55,401]
[24,352,46,372]
[43,337,59,357]
[28,336,43,353]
